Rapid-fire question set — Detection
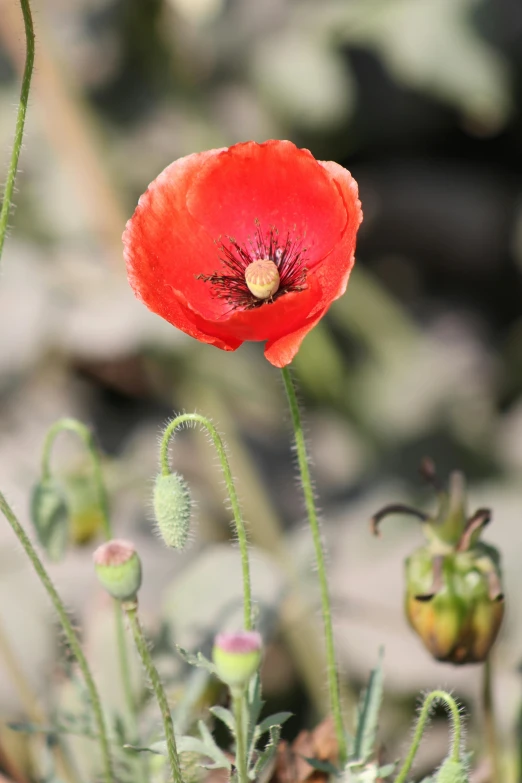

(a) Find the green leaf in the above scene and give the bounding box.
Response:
[247,674,265,749]
[176,645,216,674]
[352,648,384,764]
[302,757,340,775]
[251,725,281,780]
[256,712,293,737]
[377,762,396,777]
[209,706,235,733]
[197,720,232,770]
[123,742,167,756]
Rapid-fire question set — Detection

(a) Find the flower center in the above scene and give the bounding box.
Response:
[196,224,308,312]
[244,258,280,300]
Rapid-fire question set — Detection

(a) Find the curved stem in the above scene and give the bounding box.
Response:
[482,656,500,783]
[41,418,141,757]
[0,492,115,783]
[393,690,462,783]
[0,0,35,263]
[123,602,184,783]
[160,413,252,631]
[280,367,346,766]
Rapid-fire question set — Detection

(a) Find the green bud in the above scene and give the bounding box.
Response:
[436,758,469,783]
[30,478,69,562]
[212,631,262,689]
[93,539,142,601]
[63,471,105,545]
[153,472,192,550]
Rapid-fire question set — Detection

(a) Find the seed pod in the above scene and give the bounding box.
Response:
[372,462,504,665]
[436,758,469,783]
[30,478,69,562]
[212,631,262,689]
[153,472,192,550]
[93,539,142,601]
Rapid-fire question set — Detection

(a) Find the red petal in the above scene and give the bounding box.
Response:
[123,148,231,323]
[264,307,328,367]
[186,140,348,266]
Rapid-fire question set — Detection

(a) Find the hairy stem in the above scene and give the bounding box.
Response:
[280,367,346,765]
[393,690,462,783]
[0,0,35,263]
[483,656,500,783]
[160,413,252,631]
[41,418,141,760]
[0,492,115,783]
[232,687,249,783]
[123,602,184,783]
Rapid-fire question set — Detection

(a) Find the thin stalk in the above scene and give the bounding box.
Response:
[231,688,248,783]
[123,602,184,783]
[41,418,142,760]
[393,690,462,783]
[0,0,35,263]
[483,656,500,783]
[0,492,115,783]
[280,366,346,765]
[160,413,252,631]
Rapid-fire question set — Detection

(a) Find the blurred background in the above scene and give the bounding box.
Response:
[1,0,522,780]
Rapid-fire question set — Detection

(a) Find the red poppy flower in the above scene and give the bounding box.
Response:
[124,140,362,367]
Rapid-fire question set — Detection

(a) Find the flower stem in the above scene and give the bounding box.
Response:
[0,0,35,264]
[123,601,184,783]
[393,690,462,783]
[231,687,248,783]
[160,413,252,631]
[482,656,500,783]
[280,366,346,765]
[0,491,115,783]
[41,418,141,757]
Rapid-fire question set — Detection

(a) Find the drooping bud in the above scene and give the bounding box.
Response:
[30,478,70,562]
[93,539,142,601]
[436,758,469,783]
[372,460,505,665]
[244,259,280,300]
[153,472,192,550]
[63,470,105,545]
[212,631,262,689]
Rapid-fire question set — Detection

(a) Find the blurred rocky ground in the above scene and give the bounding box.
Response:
[1,0,522,778]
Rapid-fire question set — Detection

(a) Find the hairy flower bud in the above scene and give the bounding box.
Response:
[372,461,504,665]
[436,759,469,783]
[93,539,142,601]
[30,478,69,562]
[212,631,262,689]
[153,472,192,550]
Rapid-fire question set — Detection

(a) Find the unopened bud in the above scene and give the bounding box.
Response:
[153,472,192,550]
[63,471,104,545]
[93,539,142,601]
[212,631,262,689]
[30,478,69,562]
[436,759,469,783]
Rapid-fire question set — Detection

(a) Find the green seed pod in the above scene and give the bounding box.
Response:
[93,539,142,601]
[212,631,262,689]
[153,472,192,550]
[372,461,505,665]
[436,758,469,783]
[30,478,69,562]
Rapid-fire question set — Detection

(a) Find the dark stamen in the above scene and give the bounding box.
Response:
[197,224,308,311]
